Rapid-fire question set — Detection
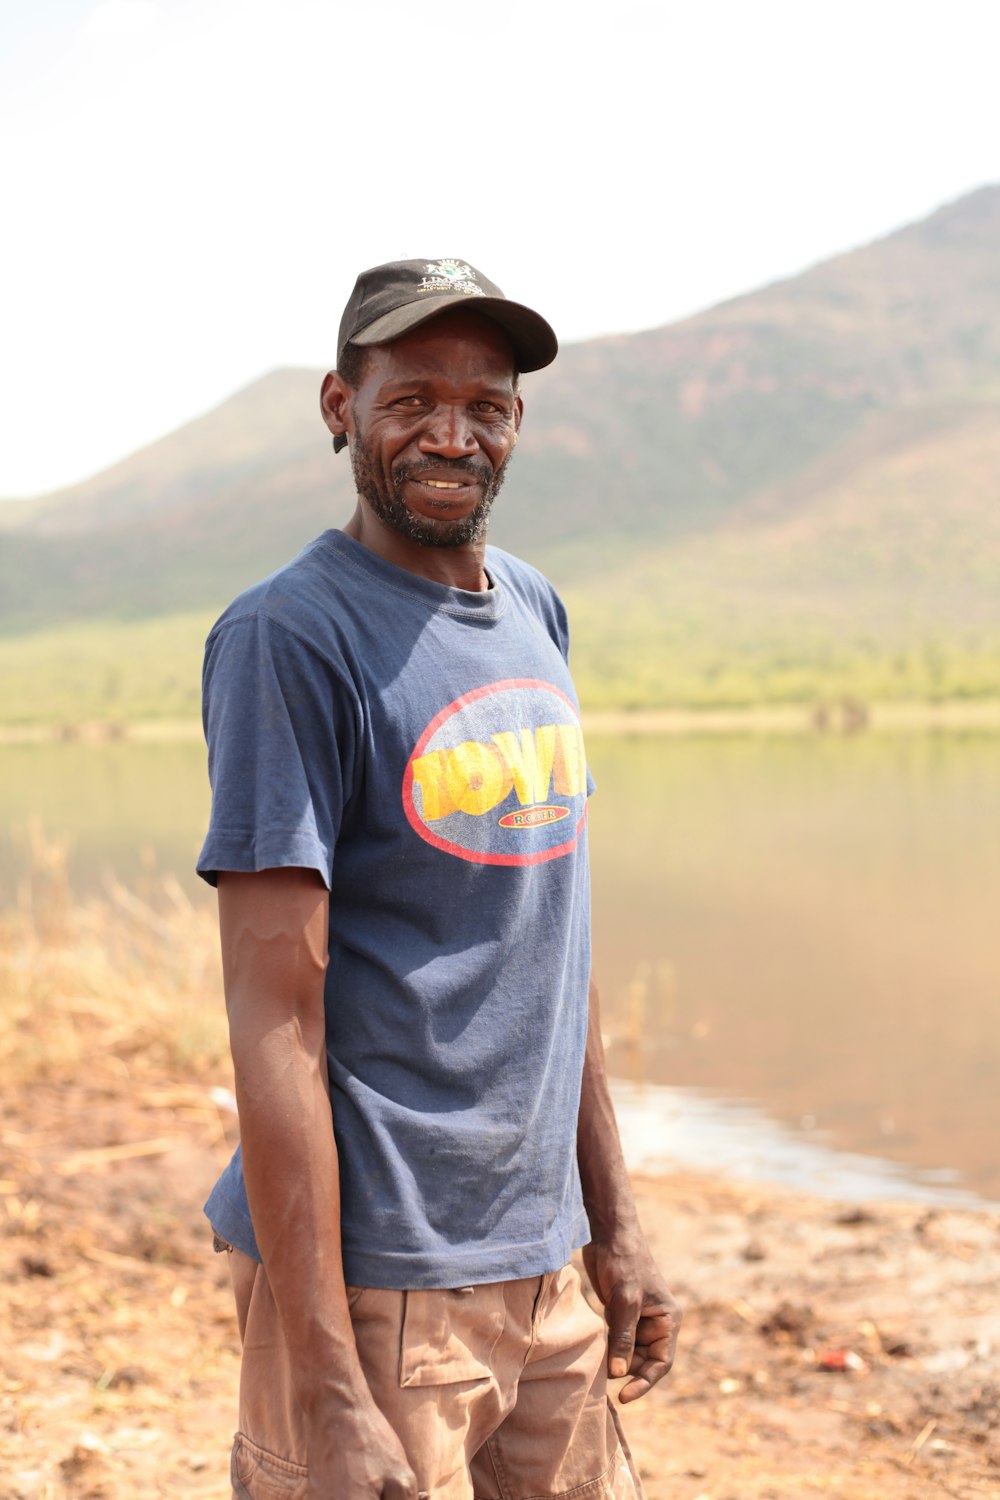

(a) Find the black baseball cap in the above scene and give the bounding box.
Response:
[332,257,558,452]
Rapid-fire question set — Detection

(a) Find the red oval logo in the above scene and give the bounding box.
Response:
[498,805,571,830]
[402,678,590,866]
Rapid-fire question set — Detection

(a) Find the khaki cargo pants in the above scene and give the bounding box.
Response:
[227,1248,646,1499]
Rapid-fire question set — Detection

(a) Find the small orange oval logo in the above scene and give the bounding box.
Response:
[498,805,571,830]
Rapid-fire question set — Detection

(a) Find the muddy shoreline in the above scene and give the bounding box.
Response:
[3,697,1000,744]
[2,1060,997,1499]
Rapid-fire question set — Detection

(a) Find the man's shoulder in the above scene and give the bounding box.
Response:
[201,533,368,726]
[484,544,561,606]
[209,530,348,643]
[485,544,568,640]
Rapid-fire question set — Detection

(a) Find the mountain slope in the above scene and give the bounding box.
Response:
[564,400,1000,709]
[2,185,999,716]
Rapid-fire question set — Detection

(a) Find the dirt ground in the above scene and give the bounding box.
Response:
[2,1057,999,1499]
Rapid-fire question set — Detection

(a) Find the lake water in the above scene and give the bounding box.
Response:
[2,731,997,1205]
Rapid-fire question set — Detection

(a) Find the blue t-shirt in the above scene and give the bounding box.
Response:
[198,529,593,1288]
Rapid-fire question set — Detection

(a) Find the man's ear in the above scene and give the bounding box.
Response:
[513,392,523,438]
[320,372,352,443]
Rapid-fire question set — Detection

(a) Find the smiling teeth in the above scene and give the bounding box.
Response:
[425,479,463,488]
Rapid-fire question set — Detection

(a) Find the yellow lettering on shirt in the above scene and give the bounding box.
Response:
[410,749,458,821]
[491,725,558,806]
[444,740,513,816]
[412,723,586,821]
[552,723,587,797]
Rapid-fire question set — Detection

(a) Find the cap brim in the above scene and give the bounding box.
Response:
[350,294,558,373]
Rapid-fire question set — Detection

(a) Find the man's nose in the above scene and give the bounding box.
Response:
[417,404,479,458]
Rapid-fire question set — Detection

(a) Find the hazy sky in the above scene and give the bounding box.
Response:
[2,0,998,498]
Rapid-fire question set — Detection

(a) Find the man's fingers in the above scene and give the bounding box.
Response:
[614,1313,683,1400]
[607,1296,683,1380]
[606,1288,639,1379]
[635,1309,682,1371]
[618,1358,671,1403]
[621,1337,676,1401]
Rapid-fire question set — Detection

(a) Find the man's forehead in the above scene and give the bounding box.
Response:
[363,310,520,381]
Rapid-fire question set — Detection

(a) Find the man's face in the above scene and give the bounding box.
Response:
[343,311,522,549]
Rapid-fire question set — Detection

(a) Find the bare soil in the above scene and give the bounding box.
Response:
[2,1058,998,1499]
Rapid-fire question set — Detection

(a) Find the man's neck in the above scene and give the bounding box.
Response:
[342,507,490,591]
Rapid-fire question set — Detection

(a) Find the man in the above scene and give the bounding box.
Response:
[198,258,681,1500]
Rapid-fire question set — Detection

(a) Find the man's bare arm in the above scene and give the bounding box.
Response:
[577,976,683,1402]
[219,867,416,1499]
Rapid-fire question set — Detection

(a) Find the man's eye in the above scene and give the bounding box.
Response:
[472,402,503,415]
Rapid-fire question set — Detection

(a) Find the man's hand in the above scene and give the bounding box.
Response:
[305,1393,419,1500]
[583,1232,683,1403]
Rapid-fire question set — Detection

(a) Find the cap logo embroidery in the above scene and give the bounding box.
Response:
[419,259,485,297]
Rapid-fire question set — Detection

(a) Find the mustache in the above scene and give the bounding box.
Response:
[392,457,494,486]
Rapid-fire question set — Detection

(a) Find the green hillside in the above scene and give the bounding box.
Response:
[0,611,212,728]
[563,398,1000,710]
[3,185,999,723]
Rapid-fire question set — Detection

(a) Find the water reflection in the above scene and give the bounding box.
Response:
[611,1080,992,1208]
[0,740,212,905]
[587,733,1000,1202]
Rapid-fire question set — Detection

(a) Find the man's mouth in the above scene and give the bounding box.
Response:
[395,460,492,494]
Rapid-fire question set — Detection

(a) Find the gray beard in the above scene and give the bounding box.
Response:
[350,441,511,549]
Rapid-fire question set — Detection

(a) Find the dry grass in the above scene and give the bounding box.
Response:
[0,835,241,1498]
[1,826,226,1086]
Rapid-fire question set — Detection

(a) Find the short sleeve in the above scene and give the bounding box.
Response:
[196,612,359,888]
[550,589,571,665]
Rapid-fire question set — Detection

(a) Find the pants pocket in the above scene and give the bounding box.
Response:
[398,1285,505,1387]
[231,1432,309,1500]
